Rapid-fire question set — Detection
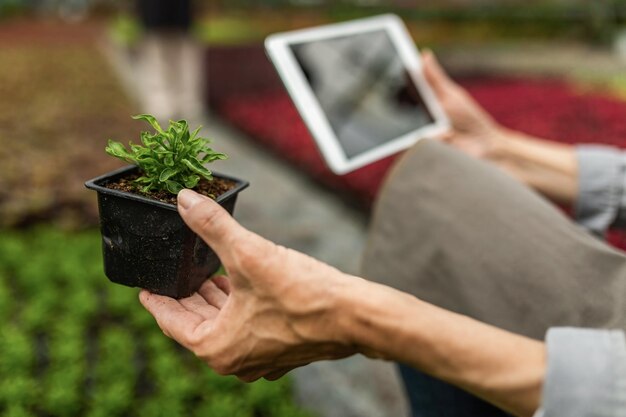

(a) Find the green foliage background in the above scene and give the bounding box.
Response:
[0,228,312,417]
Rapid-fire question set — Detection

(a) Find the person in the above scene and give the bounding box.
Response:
[367,51,626,417]
[139,52,626,417]
[136,0,205,121]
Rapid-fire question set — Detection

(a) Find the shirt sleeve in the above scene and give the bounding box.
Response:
[575,145,626,236]
[534,328,626,417]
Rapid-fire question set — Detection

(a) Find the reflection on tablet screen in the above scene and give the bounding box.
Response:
[291,29,435,159]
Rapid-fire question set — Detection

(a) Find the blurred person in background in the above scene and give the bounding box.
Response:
[139,52,626,417]
[136,0,205,122]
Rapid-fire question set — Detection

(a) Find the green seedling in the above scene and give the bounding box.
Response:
[106,115,227,194]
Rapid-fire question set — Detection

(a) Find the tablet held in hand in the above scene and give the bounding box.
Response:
[266,14,450,174]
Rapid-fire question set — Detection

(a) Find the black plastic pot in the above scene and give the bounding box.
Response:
[85,165,249,299]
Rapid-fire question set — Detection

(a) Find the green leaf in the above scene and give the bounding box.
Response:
[140,131,159,147]
[166,181,183,194]
[134,176,152,184]
[132,114,166,135]
[105,140,134,162]
[189,126,202,142]
[159,168,177,182]
[181,158,211,178]
[134,156,159,165]
[202,152,228,163]
[130,143,148,155]
[179,127,190,145]
[183,175,200,189]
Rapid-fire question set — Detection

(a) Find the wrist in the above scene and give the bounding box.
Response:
[296,272,371,355]
[488,127,524,161]
[492,128,576,172]
[488,128,578,202]
[334,277,422,360]
[330,275,372,351]
[332,275,377,355]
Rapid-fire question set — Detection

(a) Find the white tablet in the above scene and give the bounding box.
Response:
[265,14,449,174]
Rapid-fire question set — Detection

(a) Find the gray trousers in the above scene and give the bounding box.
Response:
[362,139,626,344]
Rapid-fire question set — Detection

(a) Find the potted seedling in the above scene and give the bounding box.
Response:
[85,115,248,299]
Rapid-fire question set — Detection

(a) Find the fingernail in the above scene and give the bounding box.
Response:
[178,189,206,210]
[138,289,149,304]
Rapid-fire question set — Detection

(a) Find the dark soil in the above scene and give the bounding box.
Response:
[105,173,237,205]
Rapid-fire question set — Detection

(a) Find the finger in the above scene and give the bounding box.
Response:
[422,49,456,97]
[197,279,229,309]
[237,370,269,383]
[179,292,220,320]
[434,130,455,143]
[211,275,232,295]
[263,368,292,381]
[237,374,263,383]
[139,290,206,346]
[177,189,258,264]
[442,134,485,158]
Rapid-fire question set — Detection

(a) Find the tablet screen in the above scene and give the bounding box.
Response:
[290,29,435,159]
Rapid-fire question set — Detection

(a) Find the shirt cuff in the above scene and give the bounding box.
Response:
[575,145,626,236]
[536,327,626,417]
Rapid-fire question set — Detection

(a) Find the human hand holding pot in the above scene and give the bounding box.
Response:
[139,189,359,382]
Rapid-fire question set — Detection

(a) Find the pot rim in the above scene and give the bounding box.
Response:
[85,165,249,212]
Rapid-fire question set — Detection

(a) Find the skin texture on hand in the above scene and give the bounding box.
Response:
[422,50,578,204]
[139,189,358,382]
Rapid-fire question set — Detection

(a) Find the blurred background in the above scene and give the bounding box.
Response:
[2,0,626,416]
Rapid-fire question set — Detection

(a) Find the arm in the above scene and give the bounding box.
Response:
[340,278,545,417]
[487,130,577,205]
[140,189,545,417]
[422,51,626,235]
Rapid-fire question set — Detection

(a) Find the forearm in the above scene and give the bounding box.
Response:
[337,278,545,417]
[492,129,578,204]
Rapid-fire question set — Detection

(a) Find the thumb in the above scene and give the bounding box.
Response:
[177,189,249,264]
[422,49,456,98]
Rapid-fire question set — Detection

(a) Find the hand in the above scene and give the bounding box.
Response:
[422,51,578,203]
[139,192,546,417]
[139,190,358,382]
[422,50,510,161]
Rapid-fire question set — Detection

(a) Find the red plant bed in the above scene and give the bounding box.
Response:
[219,91,397,206]
[216,77,626,249]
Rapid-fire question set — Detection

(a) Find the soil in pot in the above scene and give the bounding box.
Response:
[106,172,237,205]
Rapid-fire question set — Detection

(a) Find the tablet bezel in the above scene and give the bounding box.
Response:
[265,14,450,175]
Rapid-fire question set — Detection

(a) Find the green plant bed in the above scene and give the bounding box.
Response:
[0,228,312,417]
[194,17,264,45]
[192,4,623,46]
